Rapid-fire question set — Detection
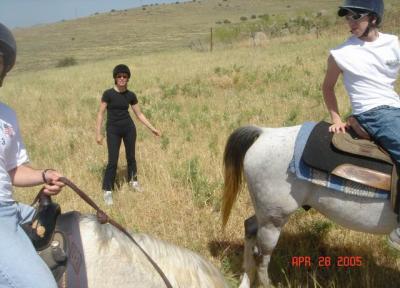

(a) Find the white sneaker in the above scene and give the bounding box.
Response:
[103,190,113,205]
[130,181,143,192]
[388,228,400,251]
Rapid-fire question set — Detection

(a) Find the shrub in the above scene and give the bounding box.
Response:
[56,57,77,68]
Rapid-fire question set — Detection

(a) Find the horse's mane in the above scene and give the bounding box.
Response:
[79,215,227,287]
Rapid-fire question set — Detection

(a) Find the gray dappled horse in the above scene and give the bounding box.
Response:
[74,215,228,288]
[222,125,398,287]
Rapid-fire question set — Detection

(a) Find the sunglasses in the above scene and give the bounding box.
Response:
[345,12,369,21]
[116,74,128,79]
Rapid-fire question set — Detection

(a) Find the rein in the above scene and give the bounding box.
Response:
[34,177,173,288]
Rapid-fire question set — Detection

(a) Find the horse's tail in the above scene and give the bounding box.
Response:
[222,125,262,227]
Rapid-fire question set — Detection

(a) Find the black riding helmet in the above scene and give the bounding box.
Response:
[113,64,131,79]
[0,22,16,86]
[338,0,384,25]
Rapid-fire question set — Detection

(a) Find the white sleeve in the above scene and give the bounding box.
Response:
[5,115,29,171]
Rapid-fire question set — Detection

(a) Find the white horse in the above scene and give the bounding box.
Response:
[73,214,228,288]
[221,125,398,288]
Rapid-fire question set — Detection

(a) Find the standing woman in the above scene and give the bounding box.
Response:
[96,64,160,205]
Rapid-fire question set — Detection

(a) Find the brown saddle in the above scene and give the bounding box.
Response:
[22,195,87,288]
[332,116,398,211]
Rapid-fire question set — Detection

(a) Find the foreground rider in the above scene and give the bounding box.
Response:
[0,22,65,287]
[322,0,400,249]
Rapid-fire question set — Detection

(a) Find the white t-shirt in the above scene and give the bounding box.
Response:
[330,32,400,115]
[0,102,29,202]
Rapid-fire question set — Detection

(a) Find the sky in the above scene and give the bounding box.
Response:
[0,0,182,28]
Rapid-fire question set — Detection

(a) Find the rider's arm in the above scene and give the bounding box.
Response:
[8,164,64,195]
[322,55,346,133]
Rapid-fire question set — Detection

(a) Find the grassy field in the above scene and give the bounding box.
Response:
[3,0,400,287]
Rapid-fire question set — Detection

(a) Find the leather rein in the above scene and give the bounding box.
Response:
[33,177,173,288]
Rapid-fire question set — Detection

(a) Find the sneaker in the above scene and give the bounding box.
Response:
[130,181,143,192]
[388,228,400,251]
[103,190,113,206]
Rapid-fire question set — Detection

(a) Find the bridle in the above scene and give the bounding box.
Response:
[33,177,173,288]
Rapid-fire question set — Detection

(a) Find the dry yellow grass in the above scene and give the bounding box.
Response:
[11,0,344,72]
[2,0,400,286]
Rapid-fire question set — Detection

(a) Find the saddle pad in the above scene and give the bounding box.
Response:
[56,211,88,288]
[289,122,389,199]
[302,121,392,175]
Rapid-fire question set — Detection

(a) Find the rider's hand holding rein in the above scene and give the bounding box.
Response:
[42,169,65,195]
[8,165,65,196]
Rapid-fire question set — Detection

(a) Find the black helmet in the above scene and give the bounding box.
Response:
[338,0,384,25]
[113,64,131,79]
[0,22,16,73]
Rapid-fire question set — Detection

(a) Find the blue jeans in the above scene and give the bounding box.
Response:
[355,105,400,170]
[0,202,57,288]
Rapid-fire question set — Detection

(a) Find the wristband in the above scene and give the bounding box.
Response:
[42,169,54,184]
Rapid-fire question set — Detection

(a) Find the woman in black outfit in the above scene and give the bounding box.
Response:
[96,64,160,205]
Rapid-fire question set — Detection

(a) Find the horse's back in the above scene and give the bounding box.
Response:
[78,215,228,288]
[79,216,164,287]
[244,125,300,177]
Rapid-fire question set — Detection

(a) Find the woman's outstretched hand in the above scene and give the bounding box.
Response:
[152,128,161,137]
[96,134,103,145]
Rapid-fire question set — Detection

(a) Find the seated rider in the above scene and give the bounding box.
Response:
[0,22,65,287]
[322,0,400,250]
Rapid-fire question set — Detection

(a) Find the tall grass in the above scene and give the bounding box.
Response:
[2,2,400,287]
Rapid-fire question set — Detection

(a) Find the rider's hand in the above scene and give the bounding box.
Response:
[329,121,347,133]
[42,170,65,196]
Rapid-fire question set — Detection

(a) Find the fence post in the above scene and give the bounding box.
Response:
[210,27,213,52]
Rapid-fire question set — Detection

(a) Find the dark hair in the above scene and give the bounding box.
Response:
[113,64,131,79]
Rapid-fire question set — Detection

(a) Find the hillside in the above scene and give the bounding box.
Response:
[12,0,343,72]
[4,0,400,286]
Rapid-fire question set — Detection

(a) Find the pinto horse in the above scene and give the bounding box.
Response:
[222,125,398,287]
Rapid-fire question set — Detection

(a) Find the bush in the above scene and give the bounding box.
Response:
[240,16,248,21]
[56,57,77,68]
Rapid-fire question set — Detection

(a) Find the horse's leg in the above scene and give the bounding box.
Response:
[256,222,282,287]
[243,127,306,287]
[240,234,258,286]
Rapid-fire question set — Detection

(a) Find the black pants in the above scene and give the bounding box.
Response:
[102,125,137,190]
